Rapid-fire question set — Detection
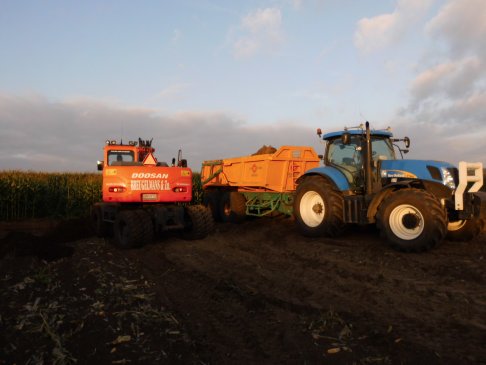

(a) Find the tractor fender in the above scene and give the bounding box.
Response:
[297,166,350,192]
[366,179,452,222]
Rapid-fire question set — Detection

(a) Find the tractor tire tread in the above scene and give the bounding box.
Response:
[376,188,447,252]
[294,175,344,237]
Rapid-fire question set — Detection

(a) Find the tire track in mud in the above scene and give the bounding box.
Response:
[126,218,486,364]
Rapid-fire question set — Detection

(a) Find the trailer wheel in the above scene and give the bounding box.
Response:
[91,206,111,237]
[114,210,145,249]
[203,190,221,221]
[293,176,344,237]
[182,205,214,240]
[446,219,482,242]
[376,188,447,252]
[220,191,246,223]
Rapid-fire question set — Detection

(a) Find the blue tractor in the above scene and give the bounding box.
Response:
[293,122,484,252]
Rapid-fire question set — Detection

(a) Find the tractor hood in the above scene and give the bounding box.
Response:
[380,159,457,189]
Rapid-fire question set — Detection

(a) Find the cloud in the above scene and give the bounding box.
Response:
[232,7,284,58]
[397,0,486,165]
[354,0,433,53]
[0,93,319,172]
[426,0,486,57]
[149,83,191,102]
[410,57,483,108]
[391,117,486,165]
[290,0,303,10]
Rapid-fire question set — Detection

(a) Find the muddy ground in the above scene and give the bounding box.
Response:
[0,218,485,365]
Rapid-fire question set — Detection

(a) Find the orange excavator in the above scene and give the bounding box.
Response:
[92,138,213,248]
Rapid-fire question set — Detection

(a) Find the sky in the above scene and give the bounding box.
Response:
[0,0,485,172]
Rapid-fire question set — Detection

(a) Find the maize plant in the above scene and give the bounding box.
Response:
[0,171,204,221]
[0,171,102,221]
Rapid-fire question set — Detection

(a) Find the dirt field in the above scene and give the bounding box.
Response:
[1,217,485,364]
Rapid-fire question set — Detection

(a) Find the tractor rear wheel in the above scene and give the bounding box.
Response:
[376,188,447,252]
[219,191,246,223]
[446,218,483,242]
[114,210,145,249]
[182,205,214,240]
[293,176,344,237]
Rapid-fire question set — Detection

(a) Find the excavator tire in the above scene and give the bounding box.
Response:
[113,210,146,249]
[182,205,214,240]
[91,205,112,238]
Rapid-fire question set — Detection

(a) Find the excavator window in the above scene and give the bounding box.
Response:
[108,150,135,166]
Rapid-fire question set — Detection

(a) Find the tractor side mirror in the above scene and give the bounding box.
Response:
[341,132,351,145]
[97,160,104,171]
[317,128,322,138]
[404,137,410,148]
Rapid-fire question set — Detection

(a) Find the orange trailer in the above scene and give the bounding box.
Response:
[201,146,320,222]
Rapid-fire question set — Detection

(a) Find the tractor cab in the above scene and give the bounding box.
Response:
[321,128,396,190]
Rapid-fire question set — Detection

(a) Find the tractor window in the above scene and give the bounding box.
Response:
[326,136,363,187]
[108,150,135,166]
[327,136,362,167]
[371,137,395,161]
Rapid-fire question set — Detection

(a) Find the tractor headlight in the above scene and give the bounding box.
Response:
[441,167,456,190]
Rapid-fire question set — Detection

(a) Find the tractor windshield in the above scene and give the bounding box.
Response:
[371,137,395,161]
[327,136,362,168]
[326,136,363,187]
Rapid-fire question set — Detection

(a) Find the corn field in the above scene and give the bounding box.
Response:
[0,171,204,221]
[0,171,102,221]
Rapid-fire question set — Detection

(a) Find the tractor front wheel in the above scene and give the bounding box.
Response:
[446,219,483,242]
[293,176,344,237]
[377,188,447,252]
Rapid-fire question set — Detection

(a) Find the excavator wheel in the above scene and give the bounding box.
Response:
[91,205,111,238]
[182,205,214,240]
[133,209,154,245]
[113,210,146,249]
